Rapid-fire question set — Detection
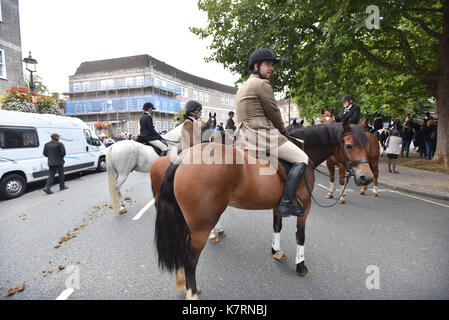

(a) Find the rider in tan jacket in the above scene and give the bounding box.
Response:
[180,100,202,152]
[235,48,309,217]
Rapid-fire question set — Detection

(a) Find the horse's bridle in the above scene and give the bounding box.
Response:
[340,131,370,175]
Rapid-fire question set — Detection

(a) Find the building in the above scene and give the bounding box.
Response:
[64,54,238,137]
[277,98,300,126]
[0,0,24,95]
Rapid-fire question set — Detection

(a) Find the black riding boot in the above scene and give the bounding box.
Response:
[278,162,307,217]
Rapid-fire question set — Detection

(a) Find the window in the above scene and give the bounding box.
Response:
[169,122,175,130]
[182,87,189,98]
[125,77,134,87]
[0,126,39,148]
[84,129,95,145]
[204,93,209,103]
[155,121,161,132]
[136,76,144,86]
[221,97,225,105]
[163,122,168,131]
[73,82,81,91]
[193,90,198,100]
[83,82,91,91]
[199,92,203,101]
[127,122,135,135]
[0,49,6,79]
[101,79,114,89]
[230,98,234,107]
[0,2,3,22]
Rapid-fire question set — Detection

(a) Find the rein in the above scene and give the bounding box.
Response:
[285,131,368,209]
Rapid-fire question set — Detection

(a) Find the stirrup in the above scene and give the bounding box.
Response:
[278,200,305,217]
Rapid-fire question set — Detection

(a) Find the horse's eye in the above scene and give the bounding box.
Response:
[346,144,353,150]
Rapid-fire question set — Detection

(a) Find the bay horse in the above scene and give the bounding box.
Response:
[150,118,373,299]
[106,114,217,215]
[320,108,380,202]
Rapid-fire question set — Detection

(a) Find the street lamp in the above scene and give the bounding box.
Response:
[23,51,38,92]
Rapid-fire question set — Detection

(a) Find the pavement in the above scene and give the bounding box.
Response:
[376,152,449,201]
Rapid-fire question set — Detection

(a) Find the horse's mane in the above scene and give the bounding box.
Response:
[288,122,368,148]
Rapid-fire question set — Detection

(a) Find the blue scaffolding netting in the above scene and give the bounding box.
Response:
[66,95,181,114]
[69,77,182,94]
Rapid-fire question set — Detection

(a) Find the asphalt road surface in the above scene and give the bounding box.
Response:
[1,166,448,300]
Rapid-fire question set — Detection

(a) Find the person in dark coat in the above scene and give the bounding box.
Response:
[43,133,67,194]
[334,95,361,125]
[135,102,168,155]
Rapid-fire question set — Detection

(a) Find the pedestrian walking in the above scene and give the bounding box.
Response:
[385,130,402,174]
[43,133,67,194]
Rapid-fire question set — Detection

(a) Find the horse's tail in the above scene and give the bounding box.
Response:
[106,145,120,215]
[154,160,191,273]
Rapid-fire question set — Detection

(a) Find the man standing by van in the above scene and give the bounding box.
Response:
[43,133,67,194]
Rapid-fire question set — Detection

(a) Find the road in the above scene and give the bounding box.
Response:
[1,166,448,300]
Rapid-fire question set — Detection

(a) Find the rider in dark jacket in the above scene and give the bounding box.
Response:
[135,102,168,155]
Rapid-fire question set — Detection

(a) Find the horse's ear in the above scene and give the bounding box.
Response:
[214,112,216,117]
[320,108,325,115]
[330,107,334,115]
[300,119,304,125]
[292,119,297,125]
[209,112,211,117]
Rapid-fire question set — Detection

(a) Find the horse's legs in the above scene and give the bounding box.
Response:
[337,164,346,204]
[372,160,379,197]
[326,159,335,199]
[295,211,310,277]
[272,208,286,261]
[184,229,211,300]
[116,174,129,213]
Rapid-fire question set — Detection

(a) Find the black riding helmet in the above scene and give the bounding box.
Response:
[341,94,353,103]
[248,48,280,72]
[185,100,202,114]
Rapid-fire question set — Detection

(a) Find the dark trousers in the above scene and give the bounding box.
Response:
[425,141,436,160]
[44,165,65,190]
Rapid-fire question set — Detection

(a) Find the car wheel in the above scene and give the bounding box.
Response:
[0,174,27,200]
[97,157,107,172]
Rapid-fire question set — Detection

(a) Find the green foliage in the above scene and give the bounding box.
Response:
[24,74,50,96]
[191,0,443,121]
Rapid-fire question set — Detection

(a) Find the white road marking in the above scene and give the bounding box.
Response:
[390,190,449,208]
[133,198,155,220]
[56,288,74,300]
[317,184,354,192]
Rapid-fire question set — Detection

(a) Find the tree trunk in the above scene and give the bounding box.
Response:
[433,0,449,168]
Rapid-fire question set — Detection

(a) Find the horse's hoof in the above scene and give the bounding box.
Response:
[209,234,219,243]
[372,193,378,197]
[217,229,226,237]
[359,191,365,195]
[185,289,198,300]
[119,208,127,214]
[296,263,309,277]
[326,193,333,199]
[338,199,345,204]
[272,250,286,261]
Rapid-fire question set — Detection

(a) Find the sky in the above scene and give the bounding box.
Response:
[18,0,240,94]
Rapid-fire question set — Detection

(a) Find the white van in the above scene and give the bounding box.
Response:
[0,110,106,199]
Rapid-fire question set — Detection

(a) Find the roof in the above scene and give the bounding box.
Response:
[0,110,86,129]
[74,54,238,95]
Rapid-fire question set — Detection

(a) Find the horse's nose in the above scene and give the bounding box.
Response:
[357,174,373,186]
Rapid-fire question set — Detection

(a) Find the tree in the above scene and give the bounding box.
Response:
[192,0,448,166]
[24,74,50,96]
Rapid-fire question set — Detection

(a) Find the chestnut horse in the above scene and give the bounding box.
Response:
[320,108,380,203]
[150,118,373,299]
